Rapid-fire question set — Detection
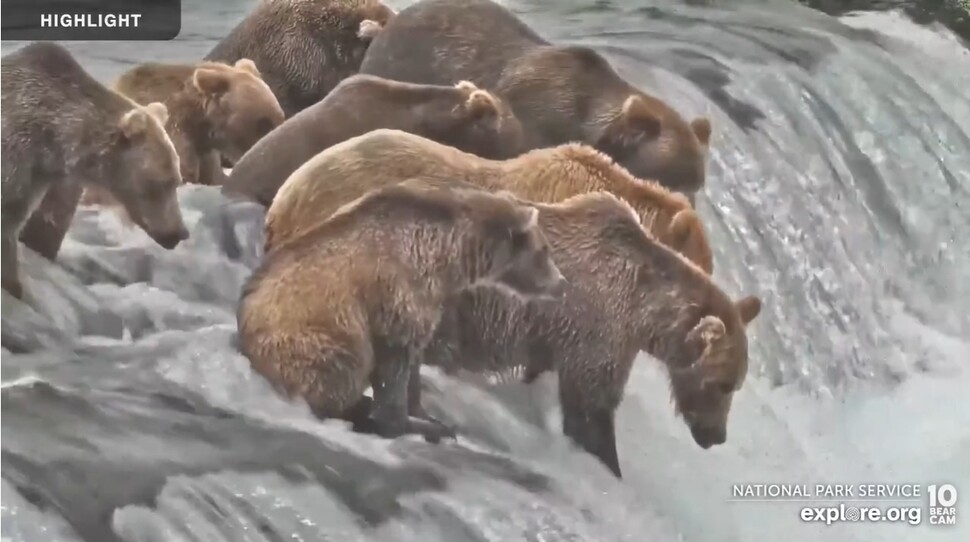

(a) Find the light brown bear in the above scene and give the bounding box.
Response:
[359,0,712,200]
[264,129,713,275]
[421,190,762,477]
[237,179,566,442]
[222,75,524,207]
[2,42,188,298]
[112,59,284,185]
[205,0,397,117]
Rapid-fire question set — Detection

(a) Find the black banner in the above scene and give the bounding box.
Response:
[1,0,182,41]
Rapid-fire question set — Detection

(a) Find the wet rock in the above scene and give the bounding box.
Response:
[1,247,124,352]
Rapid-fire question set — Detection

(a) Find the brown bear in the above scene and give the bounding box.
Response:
[110,59,284,186]
[2,42,188,298]
[221,75,524,207]
[237,179,566,442]
[420,190,762,477]
[264,129,713,275]
[359,0,712,200]
[205,0,397,118]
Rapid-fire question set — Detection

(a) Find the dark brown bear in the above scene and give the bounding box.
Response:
[205,0,397,117]
[359,0,712,200]
[421,190,762,478]
[222,75,523,207]
[2,42,188,298]
[237,179,566,442]
[110,59,285,185]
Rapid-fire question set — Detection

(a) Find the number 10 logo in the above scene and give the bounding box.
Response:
[928,484,958,526]
[928,484,958,508]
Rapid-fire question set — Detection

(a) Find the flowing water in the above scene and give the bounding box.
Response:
[2,1,968,541]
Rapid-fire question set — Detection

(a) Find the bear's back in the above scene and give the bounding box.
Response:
[2,42,114,111]
[265,129,490,250]
[113,63,197,104]
[360,0,545,86]
[244,181,470,326]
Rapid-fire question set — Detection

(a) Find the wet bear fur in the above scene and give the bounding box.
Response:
[222,75,523,207]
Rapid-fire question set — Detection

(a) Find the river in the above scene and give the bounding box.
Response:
[2,1,968,541]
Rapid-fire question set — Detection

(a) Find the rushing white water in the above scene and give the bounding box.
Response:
[2,1,968,541]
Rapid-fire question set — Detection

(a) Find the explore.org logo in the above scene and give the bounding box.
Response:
[729,482,958,527]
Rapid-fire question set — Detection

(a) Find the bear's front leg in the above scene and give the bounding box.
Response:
[198,150,229,186]
[406,363,458,441]
[559,375,622,478]
[19,182,83,261]
[1,234,23,299]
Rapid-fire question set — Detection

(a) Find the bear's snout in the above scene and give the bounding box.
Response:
[155,226,189,249]
[690,423,726,449]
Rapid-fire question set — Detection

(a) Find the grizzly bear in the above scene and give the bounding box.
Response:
[110,58,284,186]
[237,179,566,442]
[222,75,524,207]
[359,0,712,200]
[2,42,188,299]
[265,129,713,274]
[205,0,397,117]
[420,190,762,477]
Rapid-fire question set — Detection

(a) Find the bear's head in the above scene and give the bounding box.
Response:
[667,295,761,449]
[429,81,524,160]
[192,59,285,162]
[560,145,714,274]
[595,94,711,201]
[105,102,188,249]
[354,0,396,40]
[398,179,565,298]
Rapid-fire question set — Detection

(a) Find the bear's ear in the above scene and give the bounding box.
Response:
[691,117,712,147]
[143,102,169,126]
[735,295,762,325]
[119,108,151,140]
[193,67,230,96]
[234,58,261,78]
[454,80,480,93]
[620,95,662,140]
[686,315,726,356]
[357,19,383,40]
[456,90,499,121]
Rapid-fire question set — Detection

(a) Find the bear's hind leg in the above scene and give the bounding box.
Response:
[361,344,455,443]
[287,342,372,423]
